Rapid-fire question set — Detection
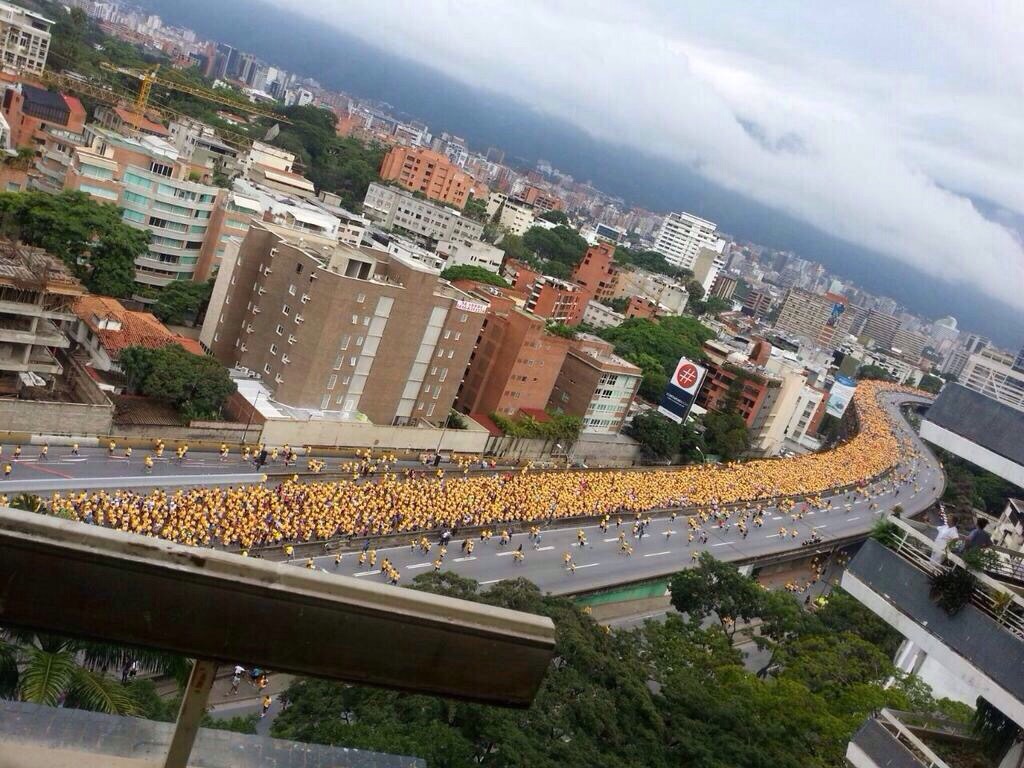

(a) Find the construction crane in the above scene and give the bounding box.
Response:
[99,63,289,124]
[39,70,267,151]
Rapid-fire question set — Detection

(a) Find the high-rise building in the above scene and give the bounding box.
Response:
[774,288,855,348]
[571,243,618,303]
[654,211,719,270]
[0,1,52,76]
[453,281,570,418]
[862,309,901,349]
[547,335,641,435]
[963,332,989,354]
[891,328,928,361]
[205,220,486,425]
[378,146,475,209]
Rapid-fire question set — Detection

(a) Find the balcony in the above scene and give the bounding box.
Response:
[0,319,68,348]
[847,709,991,768]
[841,519,1024,726]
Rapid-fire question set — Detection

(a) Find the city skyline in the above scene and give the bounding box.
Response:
[135,0,1024,347]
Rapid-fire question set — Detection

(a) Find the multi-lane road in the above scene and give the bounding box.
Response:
[289,393,943,595]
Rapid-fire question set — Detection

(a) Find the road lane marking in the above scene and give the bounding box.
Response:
[573,563,600,569]
[766,534,781,538]
[772,516,783,520]
[813,525,829,529]
[603,537,619,543]
[354,570,381,577]
[711,542,730,547]
[406,562,432,570]
[453,556,477,562]
[848,516,860,521]
[495,551,516,557]
[23,463,73,479]
[643,551,671,558]
[536,546,554,552]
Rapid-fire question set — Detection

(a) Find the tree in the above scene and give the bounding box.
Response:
[626,411,705,462]
[439,264,509,288]
[462,195,490,223]
[545,322,576,340]
[521,224,588,267]
[119,344,236,421]
[599,296,629,313]
[0,190,149,298]
[701,381,750,460]
[918,374,943,394]
[538,209,569,225]
[152,279,213,326]
[856,364,896,382]
[669,552,767,640]
[613,246,690,280]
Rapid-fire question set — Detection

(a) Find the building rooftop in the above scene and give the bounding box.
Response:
[113,106,170,137]
[0,241,82,295]
[925,384,1024,467]
[73,295,203,358]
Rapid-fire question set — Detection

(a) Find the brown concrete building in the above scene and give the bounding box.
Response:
[0,239,83,393]
[453,280,570,417]
[774,288,857,348]
[1,82,85,149]
[206,220,485,425]
[516,184,564,213]
[571,242,618,303]
[625,295,659,320]
[696,339,781,431]
[548,334,642,434]
[710,274,738,301]
[506,259,587,326]
[378,146,474,209]
[741,287,774,318]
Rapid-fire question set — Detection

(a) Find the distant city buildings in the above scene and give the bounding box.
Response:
[0,1,52,76]
[363,182,484,243]
[378,146,476,209]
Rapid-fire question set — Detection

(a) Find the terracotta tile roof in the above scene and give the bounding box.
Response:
[113,107,169,137]
[469,412,503,437]
[73,295,203,359]
[517,408,551,422]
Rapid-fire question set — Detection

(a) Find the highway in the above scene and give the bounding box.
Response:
[288,392,942,596]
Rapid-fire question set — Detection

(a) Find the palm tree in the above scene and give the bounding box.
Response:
[0,629,192,716]
[10,493,43,514]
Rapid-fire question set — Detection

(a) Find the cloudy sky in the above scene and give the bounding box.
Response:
[273,1,1023,310]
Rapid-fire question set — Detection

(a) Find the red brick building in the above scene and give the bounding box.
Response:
[453,280,570,417]
[571,243,618,303]
[548,335,642,434]
[505,259,587,326]
[378,146,474,209]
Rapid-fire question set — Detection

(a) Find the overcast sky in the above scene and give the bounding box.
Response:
[275,1,1023,311]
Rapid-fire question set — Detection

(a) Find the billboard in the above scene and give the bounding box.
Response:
[658,357,708,424]
[825,375,857,418]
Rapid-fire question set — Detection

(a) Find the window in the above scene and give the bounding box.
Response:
[333,354,343,370]
[362,316,370,326]
[356,336,364,346]
[275,324,283,336]
[351,314,359,324]
[430,367,437,376]
[454,332,461,341]
[340,335,351,350]
[447,349,455,359]
[349,356,357,367]
[423,384,431,394]
[356,293,365,303]
[123,190,149,206]
[443,330,451,340]
[263,363,271,374]
[288,284,296,296]
[327,374,338,390]
[282,304,291,316]
[270,344,278,355]
[460,313,468,322]
[295,263,303,274]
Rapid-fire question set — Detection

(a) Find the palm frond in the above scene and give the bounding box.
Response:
[78,640,191,683]
[18,649,75,706]
[69,667,137,715]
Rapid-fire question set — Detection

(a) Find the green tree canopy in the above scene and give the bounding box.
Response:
[152,279,213,326]
[439,264,509,287]
[626,411,705,462]
[120,344,236,422]
[0,190,149,298]
[538,209,569,225]
[917,373,943,394]
[462,195,490,223]
[521,224,588,267]
[856,364,897,382]
[614,246,691,280]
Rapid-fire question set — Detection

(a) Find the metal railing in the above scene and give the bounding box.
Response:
[884,516,1024,639]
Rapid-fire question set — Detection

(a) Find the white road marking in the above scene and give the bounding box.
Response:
[453,556,477,563]
[603,537,619,543]
[643,551,671,558]
[573,563,600,570]
[495,551,518,557]
[354,570,381,577]
[480,578,503,585]
[536,546,554,552]
[848,516,861,521]
[813,525,829,529]
[766,534,781,539]
[711,542,730,548]
[406,562,432,570]
[772,516,783,520]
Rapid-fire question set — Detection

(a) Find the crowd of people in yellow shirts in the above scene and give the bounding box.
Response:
[45,382,920,550]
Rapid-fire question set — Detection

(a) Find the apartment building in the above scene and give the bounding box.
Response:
[362,182,484,242]
[654,211,720,270]
[774,288,857,349]
[0,239,83,392]
[571,243,619,303]
[0,1,52,76]
[506,260,587,325]
[487,192,536,236]
[841,516,1024,767]
[205,220,485,425]
[612,269,689,315]
[960,346,1024,413]
[95,106,170,139]
[862,308,901,348]
[515,184,563,213]
[435,238,504,273]
[891,328,928,361]
[582,299,625,329]
[692,246,726,294]
[378,146,474,208]
[2,83,85,148]
[548,335,642,434]
[710,274,738,301]
[741,287,775,318]
[453,281,570,417]
[697,339,781,437]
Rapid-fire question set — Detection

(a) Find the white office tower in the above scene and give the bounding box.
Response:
[654,211,720,270]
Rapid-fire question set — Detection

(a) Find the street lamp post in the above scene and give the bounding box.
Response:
[242,389,261,447]
[433,410,453,466]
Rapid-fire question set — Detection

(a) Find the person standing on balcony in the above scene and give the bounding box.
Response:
[962,518,992,553]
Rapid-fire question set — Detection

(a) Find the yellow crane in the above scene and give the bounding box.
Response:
[38,70,270,151]
[99,63,289,124]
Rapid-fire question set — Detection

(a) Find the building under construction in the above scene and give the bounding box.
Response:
[0,239,83,393]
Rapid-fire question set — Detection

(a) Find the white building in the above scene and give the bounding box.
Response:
[582,299,625,329]
[692,245,727,294]
[0,1,52,76]
[435,238,504,273]
[363,182,484,242]
[654,211,720,270]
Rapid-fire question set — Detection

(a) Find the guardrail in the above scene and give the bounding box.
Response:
[874,708,951,768]
[884,517,1024,639]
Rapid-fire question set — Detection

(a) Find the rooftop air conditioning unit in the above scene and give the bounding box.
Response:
[288,335,297,344]
[274,373,284,384]
[239,343,248,352]
[294,315,304,324]
[252,306,260,314]
[300,293,310,303]
[257,286,266,295]
[246,324,254,334]
[269,247,278,258]
[281,354,290,364]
